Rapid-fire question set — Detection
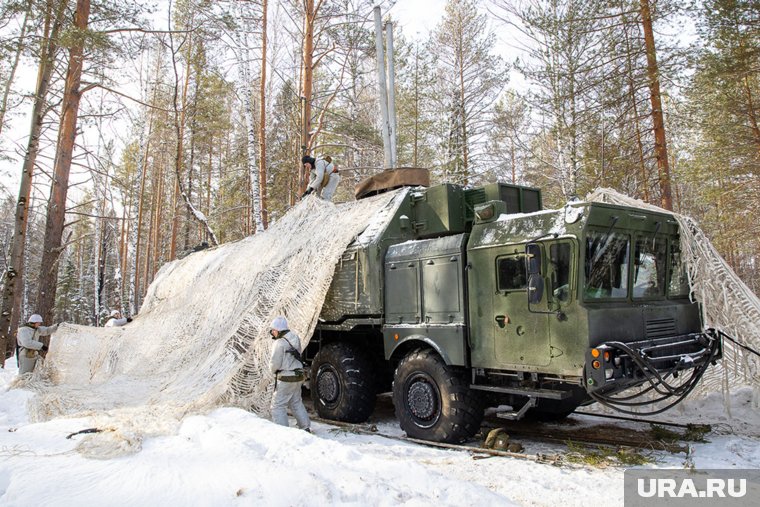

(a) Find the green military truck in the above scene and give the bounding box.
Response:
[306,179,721,443]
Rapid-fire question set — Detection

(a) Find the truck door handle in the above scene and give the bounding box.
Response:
[495,315,508,328]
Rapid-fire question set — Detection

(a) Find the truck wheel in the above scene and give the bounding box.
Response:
[393,348,483,443]
[310,341,376,423]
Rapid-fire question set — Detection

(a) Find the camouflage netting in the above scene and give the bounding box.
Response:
[14,190,408,457]
[587,189,760,404]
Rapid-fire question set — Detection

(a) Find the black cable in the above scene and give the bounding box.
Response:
[588,332,721,416]
[720,330,760,359]
[66,428,104,439]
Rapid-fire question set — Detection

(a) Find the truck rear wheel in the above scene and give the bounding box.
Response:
[310,341,376,423]
[393,348,483,443]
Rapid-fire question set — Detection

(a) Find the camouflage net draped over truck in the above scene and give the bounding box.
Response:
[15,191,407,457]
[588,189,760,402]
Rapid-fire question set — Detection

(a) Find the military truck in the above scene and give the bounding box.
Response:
[306,176,721,443]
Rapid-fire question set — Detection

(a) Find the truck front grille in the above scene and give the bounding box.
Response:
[646,317,676,338]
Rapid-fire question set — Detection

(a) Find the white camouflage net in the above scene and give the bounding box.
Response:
[587,188,760,400]
[16,190,407,456]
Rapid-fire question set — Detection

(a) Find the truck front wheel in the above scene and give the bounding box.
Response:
[393,348,483,443]
[310,341,376,423]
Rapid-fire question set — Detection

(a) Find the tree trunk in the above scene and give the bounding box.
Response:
[132,120,151,314]
[413,44,420,167]
[0,0,67,360]
[258,0,269,229]
[640,0,673,210]
[742,76,760,154]
[299,0,315,193]
[153,157,165,279]
[170,37,193,260]
[621,6,650,202]
[185,82,199,251]
[233,1,262,233]
[37,0,91,324]
[457,32,469,186]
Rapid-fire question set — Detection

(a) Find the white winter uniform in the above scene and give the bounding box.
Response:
[269,331,310,430]
[17,323,58,374]
[105,317,129,327]
[321,166,341,201]
[306,159,331,197]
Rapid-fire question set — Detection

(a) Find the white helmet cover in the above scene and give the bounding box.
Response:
[270,316,288,331]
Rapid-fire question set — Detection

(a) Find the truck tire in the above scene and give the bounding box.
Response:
[310,341,376,423]
[393,348,483,443]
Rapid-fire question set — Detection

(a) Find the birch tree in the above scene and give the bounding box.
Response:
[233,0,264,233]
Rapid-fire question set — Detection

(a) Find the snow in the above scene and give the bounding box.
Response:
[2,361,759,506]
[354,189,408,246]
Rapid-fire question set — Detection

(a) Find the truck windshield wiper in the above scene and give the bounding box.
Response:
[589,215,619,265]
[650,221,661,248]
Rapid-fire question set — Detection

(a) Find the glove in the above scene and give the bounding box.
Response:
[40,345,49,352]
[126,317,133,323]
[301,188,314,198]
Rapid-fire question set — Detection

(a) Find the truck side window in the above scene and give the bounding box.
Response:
[497,255,527,291]
[550,243,571,302]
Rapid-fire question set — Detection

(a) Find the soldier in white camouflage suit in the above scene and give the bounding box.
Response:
[16,314,58,375]
[268,316,311,432]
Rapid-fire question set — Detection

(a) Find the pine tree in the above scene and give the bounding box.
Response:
[429,0,505,186]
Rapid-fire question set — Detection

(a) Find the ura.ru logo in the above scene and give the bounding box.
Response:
[637,478,746,498]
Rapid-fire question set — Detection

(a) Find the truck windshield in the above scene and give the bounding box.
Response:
[633,236,667,298]
[584,231,629,299]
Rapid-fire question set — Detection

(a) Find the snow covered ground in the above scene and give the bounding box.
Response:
[1,360,758,507]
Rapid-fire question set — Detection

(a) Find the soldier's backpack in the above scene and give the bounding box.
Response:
[321,156,334,188]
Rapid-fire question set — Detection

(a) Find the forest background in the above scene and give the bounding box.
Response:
[0,0,757,357]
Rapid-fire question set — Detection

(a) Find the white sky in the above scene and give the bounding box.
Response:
[389,0,448,38]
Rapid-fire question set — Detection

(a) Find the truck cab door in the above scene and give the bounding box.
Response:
[491,246,551,368]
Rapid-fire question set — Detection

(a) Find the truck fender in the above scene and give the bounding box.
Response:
[389,334,452,365]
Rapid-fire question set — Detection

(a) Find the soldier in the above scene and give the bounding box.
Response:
[268,316,311,432]
[104,309,132,327]
[321,156,341,202]
[301,155,335,200]
[17,314,58,375]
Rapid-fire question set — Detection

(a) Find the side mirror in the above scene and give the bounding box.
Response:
[528,274,544,304]
[526,243,542,275]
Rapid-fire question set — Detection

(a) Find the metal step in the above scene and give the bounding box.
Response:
[494,398,537,421]
[469,384,572,400]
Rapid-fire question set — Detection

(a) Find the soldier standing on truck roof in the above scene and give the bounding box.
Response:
[16,314,58,375]
[301,155,339,201]
[269,316,311,432]
[321,156,341,201]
